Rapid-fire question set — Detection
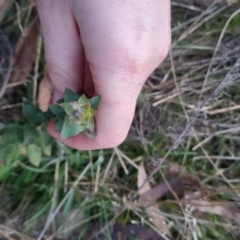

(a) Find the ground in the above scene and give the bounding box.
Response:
[0,0,240,239]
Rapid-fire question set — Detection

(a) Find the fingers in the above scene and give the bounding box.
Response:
[48,62,140,150]
[47,0,171,150]
[41,0,171,150]
[48,80,139,150]
[72,0,171,76]
[37,0,84,94]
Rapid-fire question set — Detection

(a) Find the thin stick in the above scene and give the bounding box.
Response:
[0,102,22,110]
[114,148,129,175]
[101,151,115,184]
[205,104,240,115]
[193,155,240,161]
[0,30,13,99]
[115,147,140,170]
[94,163,101,192]
[153,92,180,106]
[14,1,24,35]
[32,36,42,103]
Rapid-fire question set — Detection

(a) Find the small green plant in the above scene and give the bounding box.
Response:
[0,88,101,168]
[23,88,101,139]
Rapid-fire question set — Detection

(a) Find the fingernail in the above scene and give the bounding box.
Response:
[53,89,63,103]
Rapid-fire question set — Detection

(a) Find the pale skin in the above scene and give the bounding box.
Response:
[37,0,171,150]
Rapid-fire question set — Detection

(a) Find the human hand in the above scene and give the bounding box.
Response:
[37,0,171,150]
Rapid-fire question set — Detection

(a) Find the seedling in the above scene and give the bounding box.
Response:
[0,89,100,167]
[23,88,101,139]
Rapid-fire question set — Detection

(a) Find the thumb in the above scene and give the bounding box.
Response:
[37,0,84,98]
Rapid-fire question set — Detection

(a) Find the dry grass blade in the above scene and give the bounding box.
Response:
[0,32,13,100]
[0,224,35,240]
[37,66,52,111]
[138,163,172,239]
[178,5,226,41]
[10,18,39,84]
[37,163,91,240]
[193,126,240,150]
[205,104,240,115]
[188,199,240,223]
[115,147,140,170]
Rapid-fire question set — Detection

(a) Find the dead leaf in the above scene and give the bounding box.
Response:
[10,18,39,84]
[37,66,52,111]
[167,162,201,190]
[139,178,184,205]
[138,163,172,238]
[188,199,240,223]
[138,162,152,195]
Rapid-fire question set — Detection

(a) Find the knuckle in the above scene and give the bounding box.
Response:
[156,32,171,63]
[158,41,171,63]
[114,52,148,77]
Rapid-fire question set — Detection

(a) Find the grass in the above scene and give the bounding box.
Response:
[1,0,240,239]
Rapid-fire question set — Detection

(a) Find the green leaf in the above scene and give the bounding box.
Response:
[59,102,74,115]
[41,143,52,156]
[49,105,66,120]
[55,119,64,132]
[60,116,85,139]
[0,165,13,181]
[89,96,101,110]
[0,124,23,145]
[36,131,52,156]
[43,132,53,146]
[6,147,19,164]
[0,144,19,164]
[37,111,50,123]
[24,126,38,145]
[0,144,11,158]
[83,129,96,139]
[26,144,42,167]
[22,101,46,127]
[69,151,81,165]
[64,88,79,102]
[229,12,240,28]
[82,118,96,139]
[63,189,75,216]
[78,94,89,105]
[41,125,53,146]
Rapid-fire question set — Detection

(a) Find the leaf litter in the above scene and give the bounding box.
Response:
[10,17,40,85]
[0,15,40,123]
[137,163,173,239]
[37,66,52,112]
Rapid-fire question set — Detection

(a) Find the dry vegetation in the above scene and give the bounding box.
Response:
[1,0,240,239]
